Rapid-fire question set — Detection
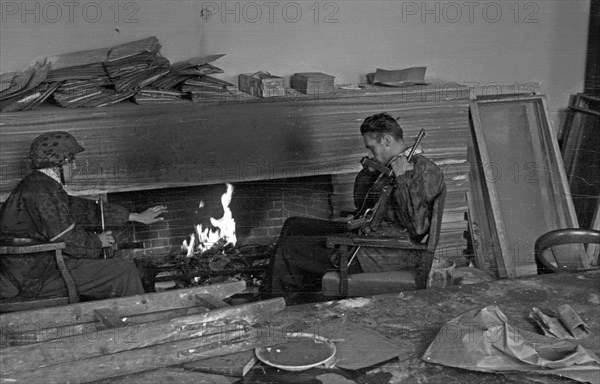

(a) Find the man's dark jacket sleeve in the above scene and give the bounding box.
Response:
[391,154,444,238]
[31,181,129,258]
[1,172,130,259]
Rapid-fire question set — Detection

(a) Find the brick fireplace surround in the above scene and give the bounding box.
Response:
[109,175,333,260]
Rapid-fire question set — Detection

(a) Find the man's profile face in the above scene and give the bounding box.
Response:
[362,133,404,165]
[62,159,77,184]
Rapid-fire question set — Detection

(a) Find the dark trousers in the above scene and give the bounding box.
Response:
[266,217,352,298]
[38,258,145,300]
[65,258,145,299]
[1,256,145,300]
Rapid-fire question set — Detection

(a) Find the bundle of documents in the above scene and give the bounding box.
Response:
[53,85,134,108]
[151,54,225,90]
[182,75,236,104]
[132,87,189,104]
[0,60,58,112]
[104,37,170,94]
[0,82,61,112]
[45,47,110,82]
[42,47,114,107]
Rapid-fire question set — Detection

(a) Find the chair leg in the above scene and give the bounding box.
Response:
[415,251,434,290]
[54,249,79,303]
[339,248,349,297]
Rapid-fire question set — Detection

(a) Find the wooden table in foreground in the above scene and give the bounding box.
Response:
[102,271,600,384]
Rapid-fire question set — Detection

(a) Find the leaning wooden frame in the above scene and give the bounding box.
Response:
[468,95,586,278]
[560,93,600,231]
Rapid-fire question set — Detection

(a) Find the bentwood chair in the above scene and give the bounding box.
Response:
[535,229,600,274]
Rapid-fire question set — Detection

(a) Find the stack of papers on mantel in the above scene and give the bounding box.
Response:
[0,60,56,112]
[0,37,232,110]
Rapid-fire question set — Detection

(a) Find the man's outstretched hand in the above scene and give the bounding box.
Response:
[130,205,168,224]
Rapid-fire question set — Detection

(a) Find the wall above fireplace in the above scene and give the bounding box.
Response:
[0,83,471,200]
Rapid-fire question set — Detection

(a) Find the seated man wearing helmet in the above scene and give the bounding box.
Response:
[0,131,167,300]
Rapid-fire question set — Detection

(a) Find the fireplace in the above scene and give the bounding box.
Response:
[108,175,334,261]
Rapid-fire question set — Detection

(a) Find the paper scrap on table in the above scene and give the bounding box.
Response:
[368,67,428,87]
[530,304,591,340]
[422,305,600,384]
[334,297,371,310]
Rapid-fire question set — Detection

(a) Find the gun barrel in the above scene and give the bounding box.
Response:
[407,129,427,161]
[361,157,394,177]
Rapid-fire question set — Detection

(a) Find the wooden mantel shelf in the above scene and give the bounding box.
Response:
[0,82,528,201]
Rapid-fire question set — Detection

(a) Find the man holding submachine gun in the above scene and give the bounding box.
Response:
[265,113,445,302]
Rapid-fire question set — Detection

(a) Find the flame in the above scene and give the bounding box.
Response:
[182,183,237,257]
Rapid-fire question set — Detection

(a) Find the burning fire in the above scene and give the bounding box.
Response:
[182,183,237,256]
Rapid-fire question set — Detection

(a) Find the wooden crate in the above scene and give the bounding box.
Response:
[290,72,335,95]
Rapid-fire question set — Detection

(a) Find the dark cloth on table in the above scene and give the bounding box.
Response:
[0,171,144,299]
[267,154,445,298]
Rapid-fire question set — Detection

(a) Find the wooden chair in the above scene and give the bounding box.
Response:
[322,185,446,297]
[535,229,600,274]
[0,241,79,312]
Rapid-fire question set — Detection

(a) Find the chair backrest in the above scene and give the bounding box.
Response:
[535,229,600,273]
[0,242,66,255]
[0,241,79,310]
[426,184,447,253]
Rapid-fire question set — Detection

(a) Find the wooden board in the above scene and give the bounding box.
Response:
[1,298,284,374]
[467,122,503,277]
[469,96,586,277]
[2,328,269,384]
[0,282,246,338]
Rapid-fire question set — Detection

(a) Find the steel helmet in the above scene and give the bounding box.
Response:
[29,131,84,169]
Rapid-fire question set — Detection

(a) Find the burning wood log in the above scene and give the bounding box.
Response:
[147,183,276,295]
